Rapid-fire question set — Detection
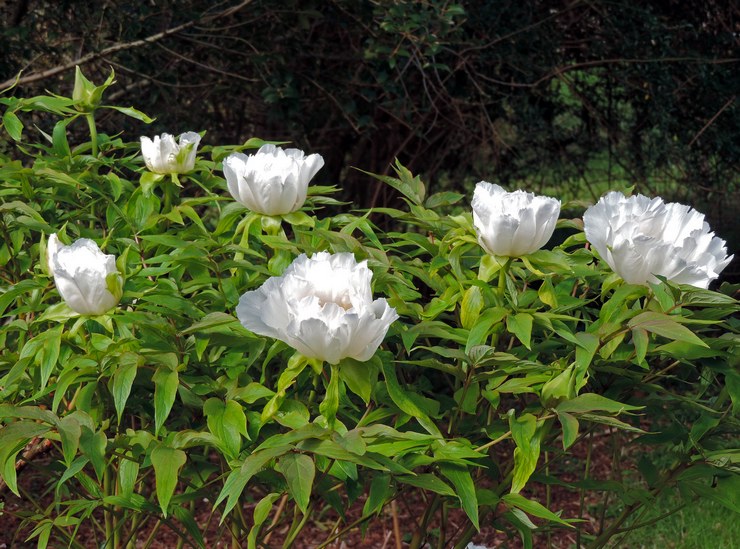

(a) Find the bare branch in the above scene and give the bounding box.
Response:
[0,0,255,90]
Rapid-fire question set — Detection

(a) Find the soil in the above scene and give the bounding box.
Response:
[0,428,631,548]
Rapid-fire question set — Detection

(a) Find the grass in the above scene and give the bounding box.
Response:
[610,494,739,549]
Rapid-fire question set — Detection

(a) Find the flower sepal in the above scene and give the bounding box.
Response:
[261,353,323,424]
[319,363,341,428]
[105,271,124,303]
[73,66,115,113]
[139,171,165,198]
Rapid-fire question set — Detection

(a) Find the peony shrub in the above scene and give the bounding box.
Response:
[0,68,737,548]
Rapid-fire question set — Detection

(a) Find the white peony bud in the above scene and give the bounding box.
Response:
[140,132,201,174]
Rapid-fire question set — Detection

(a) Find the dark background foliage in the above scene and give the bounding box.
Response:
[2,0,738,275]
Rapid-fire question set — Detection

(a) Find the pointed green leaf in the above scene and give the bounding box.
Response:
[204,398,248,458]
[275,453,315,514]
[150,444,186,517]
[628,311,708,347]
[152,366,178,436]
[502,493,572,527]
[2,110,23,141]
[440,463,479,530]
[556,393,643,414]
[362,473,393,517]
[507,313,533,349]
[509,412,541,493]
[556,411,579,450]
[247,492,281,549]
[112,353,141,425]
[339,357,379,404]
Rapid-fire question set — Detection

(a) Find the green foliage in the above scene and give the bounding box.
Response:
[0,71,737,548]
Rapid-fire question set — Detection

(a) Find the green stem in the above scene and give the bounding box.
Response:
[590,464,687,548]
[86,113,98,157]
[409,495,441,549]
[103,466,113,546]
[497,257,512,299]
[281,502,313,548]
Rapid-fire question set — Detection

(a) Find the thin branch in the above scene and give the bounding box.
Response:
[0,0,255,90]
[688,94,735,147]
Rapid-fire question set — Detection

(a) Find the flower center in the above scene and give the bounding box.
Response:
[316,292,353,311]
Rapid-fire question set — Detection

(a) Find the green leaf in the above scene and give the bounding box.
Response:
[461,285,484,329]
[440,463,479,530]
[106,105,155,123]
[538,278,558,308]
[37,324,63,391]
[152,366,179,436]
[507,312,533,349]
[631,327,649,365]
[172,506,205,549]
[556,393,643,414]
[215,445,293,519]
[502,493,572,527]
[0,422,51,495]
[556,411,579,450]
[338,357,378,404]
[111,353,141,425]
[150,444,187,517]
[628,311,708,347]
[248,493,281,549]
[380,356,441,437]
[2,109,23,141]
[52,119,71,157]
[204,398,248,459]
[275,453,315,514]
[509,412,541,494]
[57,415,82,466]
[396,473,456,497]
[79,427,106,481]
[362,473,393,516]
[465,307,507,353]
[118,455,140,497]
[574,332,599,380]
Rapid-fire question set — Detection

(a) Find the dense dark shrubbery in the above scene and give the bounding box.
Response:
[1,0,738,270]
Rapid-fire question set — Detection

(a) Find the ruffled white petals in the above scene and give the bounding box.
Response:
[583,191,732,288]
[140,132,201,174]
[223,144,325,215]
[472,182,561,257]
[236,252,398,364]
[46,234,122,315]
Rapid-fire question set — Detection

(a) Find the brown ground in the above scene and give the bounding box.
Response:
[0,428,631,548]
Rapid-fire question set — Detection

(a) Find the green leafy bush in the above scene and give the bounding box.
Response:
[0,69,737,549]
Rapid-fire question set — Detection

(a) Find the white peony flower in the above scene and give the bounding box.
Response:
[140,132,201,174]
[46,234,122,315]
[223,144,324,216]
[472,182,561,257]
[236,252,398,364]
[583,191,733,288]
